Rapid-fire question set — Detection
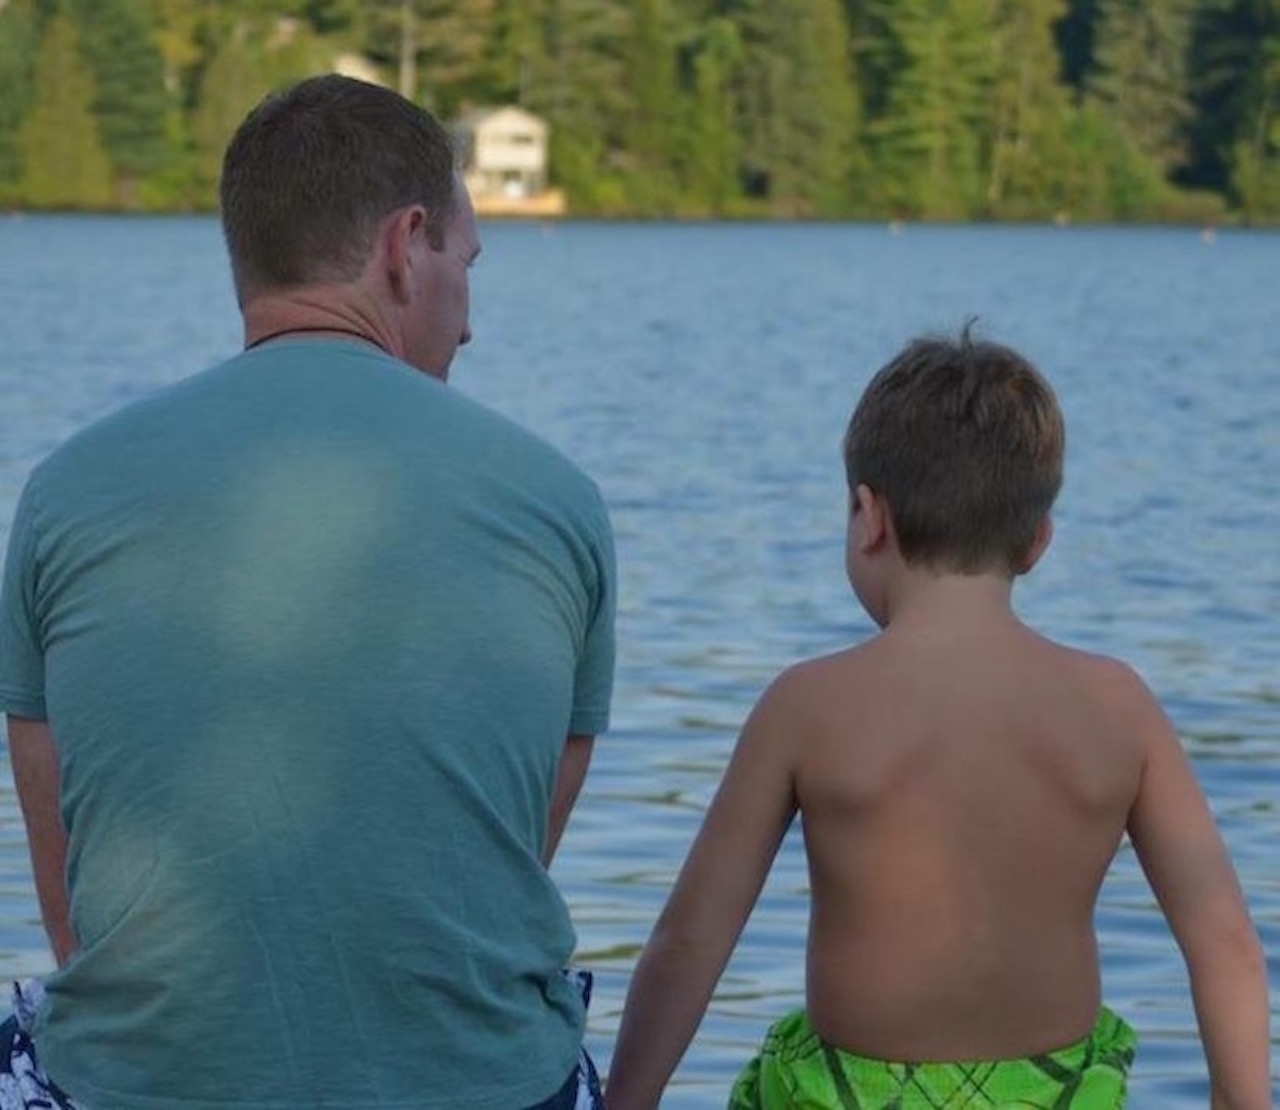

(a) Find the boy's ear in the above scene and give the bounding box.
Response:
[854,484,887,553]
[1015,513,1054,574]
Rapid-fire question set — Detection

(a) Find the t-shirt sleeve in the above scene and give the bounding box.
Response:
[569,487,616,738]
[0,477,48,720]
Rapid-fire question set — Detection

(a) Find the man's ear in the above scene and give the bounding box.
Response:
[854,483,887,553]
[1015,513,1054,575]
[382,206,424,303]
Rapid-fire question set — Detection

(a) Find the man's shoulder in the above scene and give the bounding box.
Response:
[29,362,226,493]
[452,388,593,480]
[443,388,609,522]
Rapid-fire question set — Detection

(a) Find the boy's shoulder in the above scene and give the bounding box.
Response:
[749,642,887,733]
[760,633,947,708]
[1031,633,1161,705]
[765,632,1166,737]
[997,633,1175,762]
[770,642,879,693]
[760,631,1163,710]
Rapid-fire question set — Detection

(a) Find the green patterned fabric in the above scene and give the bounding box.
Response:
[728,1007,1136,1109]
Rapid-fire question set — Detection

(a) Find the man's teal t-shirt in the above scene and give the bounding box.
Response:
[0,340,616,1109]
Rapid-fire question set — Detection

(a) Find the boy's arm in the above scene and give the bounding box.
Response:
[1124,677,1270,1110]
[606,674,801,1110]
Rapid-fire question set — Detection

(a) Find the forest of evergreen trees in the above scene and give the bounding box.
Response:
[0,0,1277,223]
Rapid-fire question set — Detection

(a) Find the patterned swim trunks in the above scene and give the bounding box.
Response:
[0,981,81,1109]
[729,1006,1137,1109]
[552,969,606,1110]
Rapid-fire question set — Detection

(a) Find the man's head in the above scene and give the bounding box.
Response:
[843,329,1064,577]
[220,75,477,376]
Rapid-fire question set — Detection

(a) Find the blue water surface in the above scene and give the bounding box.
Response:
[0,215,1276,1106]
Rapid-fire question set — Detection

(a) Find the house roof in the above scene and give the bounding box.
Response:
[455,105,548,136]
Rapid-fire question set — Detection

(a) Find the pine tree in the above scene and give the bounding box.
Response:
[421,0,496,111]
[0,0,39,199]
[190,24,272,205]
[1055,0,1100,92]
[188,8,330,206]
[362,0,496,113]
[1186,0,1252,191]
[1059,99,1167,218]
[518,0,630,210]
[985,0,1077,215]
[1088,0,1197,174]
[732,0,863,216]
[485,0,542,101]
[18,12,113,209]
[1232,12,1280,219]
[303,0,367,36]
[686,16,743,213]
[623,0,682,210]
[78,0,173,204]
[1186,0,1279,218]
[152,0,205,89]
[868,0,993,218]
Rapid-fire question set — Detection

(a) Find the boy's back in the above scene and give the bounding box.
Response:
[792,613,1144,1059]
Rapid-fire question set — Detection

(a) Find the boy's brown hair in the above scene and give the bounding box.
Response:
[844,328,1065,575]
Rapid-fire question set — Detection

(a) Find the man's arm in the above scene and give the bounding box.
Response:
[606,674,800,1110]
[1125,684,1270,1110]
[544,734,594,867]
[7,715,77,967]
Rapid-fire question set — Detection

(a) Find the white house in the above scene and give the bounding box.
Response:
[454,106,551,201]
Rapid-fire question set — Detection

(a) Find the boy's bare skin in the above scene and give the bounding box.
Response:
[608,409,1268,1108]
[797,609,1139,1060]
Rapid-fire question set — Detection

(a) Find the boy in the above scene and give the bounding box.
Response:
[605,332,1269,1109]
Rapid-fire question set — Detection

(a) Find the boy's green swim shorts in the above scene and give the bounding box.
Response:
[728,1006,1136,1108]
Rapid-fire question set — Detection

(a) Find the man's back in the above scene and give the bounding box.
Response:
[793,613,1146,1061]
[3,339,615,1107]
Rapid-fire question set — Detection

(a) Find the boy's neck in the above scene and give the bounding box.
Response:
[881,566,1019,630]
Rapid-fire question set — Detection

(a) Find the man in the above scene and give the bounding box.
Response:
[0,75,615,1109]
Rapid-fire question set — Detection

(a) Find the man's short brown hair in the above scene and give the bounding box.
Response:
[220,74,456,302]
[844,328,1065,575]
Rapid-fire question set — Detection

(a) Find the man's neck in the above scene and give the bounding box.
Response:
[241,289,399,358]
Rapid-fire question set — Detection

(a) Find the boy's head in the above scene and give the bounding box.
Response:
[843,328,1064,577]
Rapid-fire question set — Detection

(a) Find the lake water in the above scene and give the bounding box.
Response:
[0,215,1276,1106]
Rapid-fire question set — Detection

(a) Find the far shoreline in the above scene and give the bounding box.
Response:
[2,207,1276,233]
